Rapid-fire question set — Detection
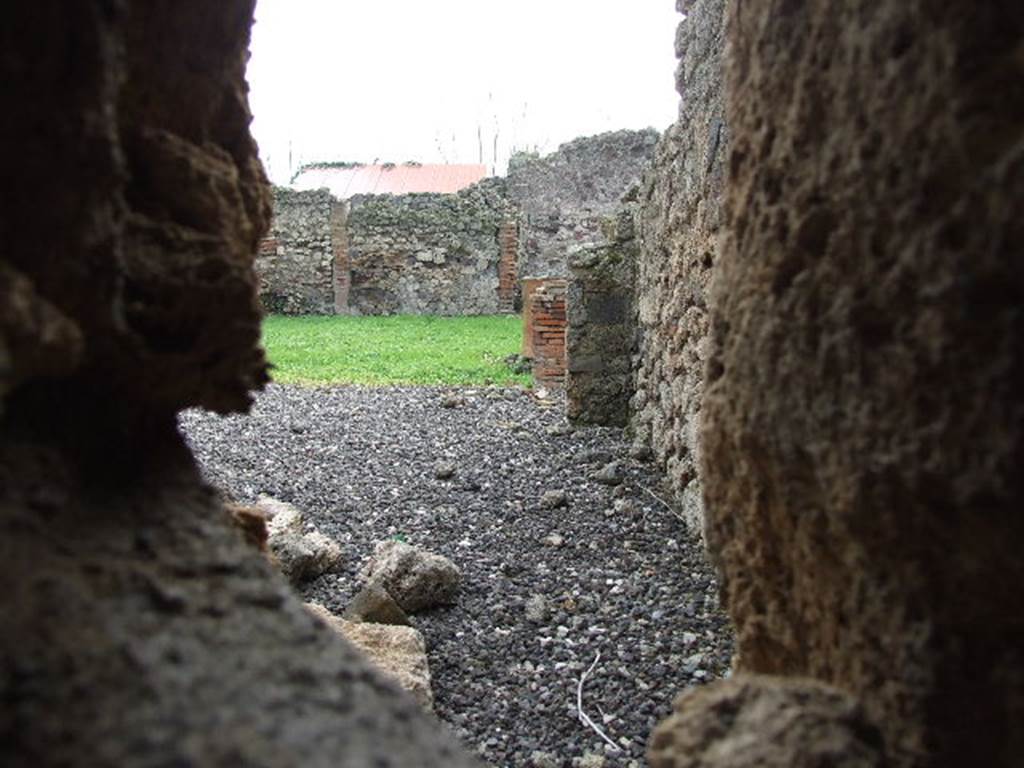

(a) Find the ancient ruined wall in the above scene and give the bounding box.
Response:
[507,129,659,279]
[345,179,511,315]
[693,1,1024,766]
[630,0,727,533]
[565,207,639,426]
[0,2,479,765]
[257,187,336,314]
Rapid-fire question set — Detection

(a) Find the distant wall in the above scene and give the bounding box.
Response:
[256,188,337,315]
[630,0,727,533]
[507,129,659,279]
[257,182,516,316]
[344,179,512,316]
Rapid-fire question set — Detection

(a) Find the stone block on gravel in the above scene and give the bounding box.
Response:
[360,540,461,613]
[306,603,434,711]
[343,581,410,626]
[258,496,344,585]
[541,489,569,509]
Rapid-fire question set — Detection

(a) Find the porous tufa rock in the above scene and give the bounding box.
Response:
[360,540,461,613]
[648,675,885,768]
[343,582,410,626]
[306,603,434,711]
[259,496,344,584]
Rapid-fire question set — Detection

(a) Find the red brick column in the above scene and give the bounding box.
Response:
[521,278,542,358]
[496,221,519,313]
[527,279,567,387]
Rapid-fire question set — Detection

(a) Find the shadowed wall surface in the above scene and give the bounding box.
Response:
[700,1,1024,765]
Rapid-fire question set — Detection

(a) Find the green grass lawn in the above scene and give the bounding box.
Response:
[261,314,530,386]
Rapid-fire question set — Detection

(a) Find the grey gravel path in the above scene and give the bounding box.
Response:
[178,383,733,768]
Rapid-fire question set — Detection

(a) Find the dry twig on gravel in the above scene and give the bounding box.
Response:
[576,651,621,753]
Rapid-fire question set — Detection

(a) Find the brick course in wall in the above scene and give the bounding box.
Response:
[526,279,567,387]
[497,221,519,312]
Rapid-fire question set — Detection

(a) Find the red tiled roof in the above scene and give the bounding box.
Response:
[292,163,488,198]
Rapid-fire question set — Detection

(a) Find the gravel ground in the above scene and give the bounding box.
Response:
[178,383,734,768]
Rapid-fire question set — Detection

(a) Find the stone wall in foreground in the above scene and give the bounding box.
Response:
[565,207,639,426]
[0,1,477,765]
[692,0,1024,765]
[630,0,728,533]
[345,179,512,316]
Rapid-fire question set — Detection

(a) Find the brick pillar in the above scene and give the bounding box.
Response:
[496,221,519,313]
[521,278,543,358]
[527,279,567,388]
[331,200,350,314]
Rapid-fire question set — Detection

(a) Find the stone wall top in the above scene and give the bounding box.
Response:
[507,129,659,217]
[507,129,659,279]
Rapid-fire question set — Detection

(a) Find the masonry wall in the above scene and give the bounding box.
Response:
[565,207,639,426]
[345,179,512,315]
[630,0,728,533]
[694,0,1024,764]
[256,187,337,315]
[507,129,659,280]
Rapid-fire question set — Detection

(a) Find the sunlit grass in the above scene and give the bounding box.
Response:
[261,314,530,386]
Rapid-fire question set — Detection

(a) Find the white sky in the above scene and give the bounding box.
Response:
[247,1,681,185]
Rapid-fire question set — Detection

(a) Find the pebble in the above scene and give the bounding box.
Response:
[525,595,549,623]
[546,422,575,437]
[541,489,569,509]
[434,461,457,480]
[593,461,625,486]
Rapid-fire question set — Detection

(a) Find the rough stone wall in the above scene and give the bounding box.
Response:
[565,207,639,426]
[0,2,271,418]
[345,179,511,315]
[508,129,659,279]
[696,1,1024,766]
[631,0,727,534]
[256,187,336,314]
[0,2,479,765]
